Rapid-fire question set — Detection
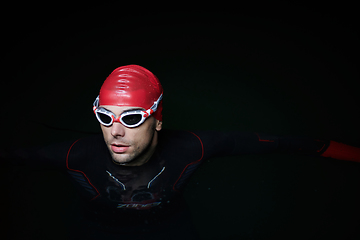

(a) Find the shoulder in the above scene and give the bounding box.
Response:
[158,129,204,148]
[156,129,203,159]
[66,134,106,161]
[69,134,104,149]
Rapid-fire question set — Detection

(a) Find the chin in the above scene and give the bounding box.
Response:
[111,154,133,165]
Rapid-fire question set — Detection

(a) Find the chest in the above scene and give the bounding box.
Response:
[67,159,178,210]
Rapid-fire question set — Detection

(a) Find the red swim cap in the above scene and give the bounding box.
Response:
[99,65,163,121]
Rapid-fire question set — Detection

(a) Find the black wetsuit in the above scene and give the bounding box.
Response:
[9,129,330,239]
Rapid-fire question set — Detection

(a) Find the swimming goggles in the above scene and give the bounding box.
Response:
[93,93,163,128]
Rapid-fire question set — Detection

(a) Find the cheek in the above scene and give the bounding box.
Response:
[132,126,155,146]
[100,125,112,140]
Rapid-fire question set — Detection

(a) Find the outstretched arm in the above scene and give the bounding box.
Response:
[193,130,360,162]
[0,139,78,169]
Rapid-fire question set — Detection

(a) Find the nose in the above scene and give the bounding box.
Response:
[111,122,126,138]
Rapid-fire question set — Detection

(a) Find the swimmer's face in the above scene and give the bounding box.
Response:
[99,105,162,166]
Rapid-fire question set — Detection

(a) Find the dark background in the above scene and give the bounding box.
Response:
[2,2,359,239]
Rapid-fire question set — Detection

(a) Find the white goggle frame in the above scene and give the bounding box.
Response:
[92,93,162,128]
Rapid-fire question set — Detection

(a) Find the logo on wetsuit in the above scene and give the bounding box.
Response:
[106,167,166,210]
[117,202,161,209]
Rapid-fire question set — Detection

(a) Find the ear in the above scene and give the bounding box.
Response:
[155,120,162,131]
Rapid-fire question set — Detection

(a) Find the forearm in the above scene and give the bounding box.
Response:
[270,135,360,162]
[320,141,360,162]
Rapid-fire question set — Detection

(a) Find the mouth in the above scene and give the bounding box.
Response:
[111,143,130,153]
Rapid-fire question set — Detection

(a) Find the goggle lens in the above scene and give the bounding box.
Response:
[97,112,113,125]
[122,114,142,126]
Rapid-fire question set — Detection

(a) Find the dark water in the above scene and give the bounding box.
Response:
[2,4,359,239]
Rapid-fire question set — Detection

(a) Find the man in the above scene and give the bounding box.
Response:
[4,65,360,239]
